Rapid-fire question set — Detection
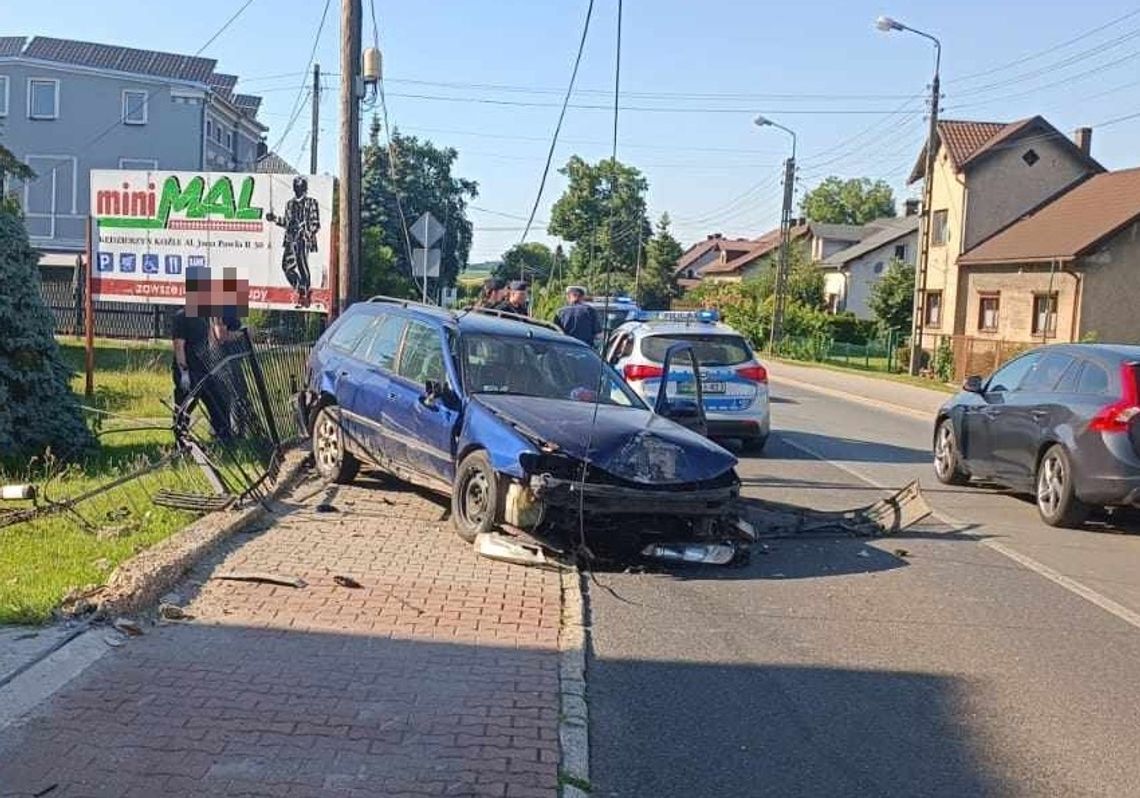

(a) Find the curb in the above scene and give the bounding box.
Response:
[558,567,591,797]
[92,449,310,619]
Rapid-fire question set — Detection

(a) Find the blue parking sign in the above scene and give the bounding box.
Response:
[142,254,159,274]
[119,253,136,273]
[97,252,114,272]
[165,255,183,275]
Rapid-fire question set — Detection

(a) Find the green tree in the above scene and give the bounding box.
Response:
[362,118,478,297]
[638,213,683,308]
[0,142,34,215]
[0,205,94,459]
[548,156,651,279]
[801,176,896,225]
[868,258,914,333]
[497,242,554,283]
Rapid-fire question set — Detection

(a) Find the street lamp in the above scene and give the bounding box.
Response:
[753,115,797,357]
[875,14,941,377]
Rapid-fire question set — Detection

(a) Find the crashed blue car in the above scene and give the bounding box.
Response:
[298,298,752,565]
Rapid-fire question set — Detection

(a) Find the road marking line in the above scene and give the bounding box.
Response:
[780,435,1140,633]
[770,374,937,422]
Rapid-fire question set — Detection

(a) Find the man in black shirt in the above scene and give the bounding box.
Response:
[496,280,530,316]
[554,286,601,346]
[172,289,233,441]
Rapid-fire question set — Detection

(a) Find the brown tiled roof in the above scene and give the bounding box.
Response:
[0,37,26,57]
[702,225,809,274]
[674,236,756,273]
[23,36,217,83]
[959,168,1140,265]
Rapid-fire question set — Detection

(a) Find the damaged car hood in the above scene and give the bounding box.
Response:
[473,394,737,485]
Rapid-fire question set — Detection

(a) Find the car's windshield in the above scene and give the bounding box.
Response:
[641,333,753,367]
[461,334,644,408]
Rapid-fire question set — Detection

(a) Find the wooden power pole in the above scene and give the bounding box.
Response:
[338,0,362,309]
[310,63,320,175]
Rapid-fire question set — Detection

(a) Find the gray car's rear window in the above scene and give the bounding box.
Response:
[640,333,752,366]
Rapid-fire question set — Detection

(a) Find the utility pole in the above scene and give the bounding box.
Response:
[338,0,362,309]
[310,63,320,175]
[633,225,643,304]
[910,64,940,375]
[769,154,796,356]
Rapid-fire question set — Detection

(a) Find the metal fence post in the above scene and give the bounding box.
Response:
[243,328,281,449]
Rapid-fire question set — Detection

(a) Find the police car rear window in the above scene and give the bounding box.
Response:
[640,334,752,366]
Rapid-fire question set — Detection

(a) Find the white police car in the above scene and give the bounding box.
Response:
[604,310,771,452]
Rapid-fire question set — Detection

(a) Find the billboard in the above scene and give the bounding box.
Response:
[90,170,335,312]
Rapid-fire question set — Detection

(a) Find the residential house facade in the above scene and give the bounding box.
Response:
[907,116,1102,345]
[956,167,1140,345]
[820,214,919,318]
[695,222,860,283]
[0,36,270,258]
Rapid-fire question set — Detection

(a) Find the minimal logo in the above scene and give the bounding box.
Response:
[97,252,114,272]
[164,255,183,275]
[119,253,137,273]
[142,254,159,274]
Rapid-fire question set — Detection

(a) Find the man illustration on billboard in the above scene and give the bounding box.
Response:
[265,175,320,308]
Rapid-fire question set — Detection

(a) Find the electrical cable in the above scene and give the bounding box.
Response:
[518,0,596,245]
[269,0,333,156]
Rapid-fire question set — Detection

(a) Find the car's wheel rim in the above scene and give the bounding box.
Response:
[315,410,341,472]
[934,425,955,478]
[1038,453,1065,518]
[462,470,490,527]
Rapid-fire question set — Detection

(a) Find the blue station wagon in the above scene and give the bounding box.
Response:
[298,299,753,565]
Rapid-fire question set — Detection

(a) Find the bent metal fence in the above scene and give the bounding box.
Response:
[0,328,315,594]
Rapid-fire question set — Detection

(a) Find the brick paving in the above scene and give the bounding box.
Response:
[0,472,563,798]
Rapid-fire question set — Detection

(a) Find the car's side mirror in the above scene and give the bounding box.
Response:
[963,375,984,393]
[423,379,458,409]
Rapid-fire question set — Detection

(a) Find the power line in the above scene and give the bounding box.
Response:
[518,0,595,244]
[269,0,333,155]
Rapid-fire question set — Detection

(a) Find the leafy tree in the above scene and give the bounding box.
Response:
[362,118,478,296]
[638,213,682,308]
[868,258,914,333]
[0,142,34,215]
[497,242,554,283]
[548,156,651,277]
[801,176,896,225]
[0,205,93,460]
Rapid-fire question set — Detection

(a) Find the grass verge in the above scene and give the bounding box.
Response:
[772,356,957,394]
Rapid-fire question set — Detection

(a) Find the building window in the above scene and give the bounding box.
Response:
[27,78,60,120]
[214,124,223,144]
[0,76,8,117]
[119,158,158,171]
[122,90,148,125]
[225,131,234,152]
[1022,149,1040,166]
[1032,293,1058,337]
[978,294,1000,333]
[924,291,943,328]
[931,209,949,246]
[873,261,884,274]
[206,119,214,139]
[894,243,907,261]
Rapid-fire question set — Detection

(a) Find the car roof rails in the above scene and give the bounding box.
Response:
[366,295,452,315]
[467,306,561,333]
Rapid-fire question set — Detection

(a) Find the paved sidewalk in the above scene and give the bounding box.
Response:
[769,359,952,418]
[0,472,563,798]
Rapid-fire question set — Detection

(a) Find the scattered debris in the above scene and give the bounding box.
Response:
[32,783,58,797]
[158,603,192,621]
[857,550,871,558]
[745,480,932,539]
[474,533,548,566]
[333,575,363,589]
[103,632,126,647]
[894,548,910,558]
[211,571,307,588]
[315,503,339,514]
[112,618,144,637]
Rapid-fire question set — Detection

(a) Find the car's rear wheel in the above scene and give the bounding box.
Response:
[311,403,360,484]
[933,419,969,486]
[453,451,500,543]
[1036,444,1088,527]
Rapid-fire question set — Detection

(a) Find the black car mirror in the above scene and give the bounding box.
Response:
[962,375,984,393]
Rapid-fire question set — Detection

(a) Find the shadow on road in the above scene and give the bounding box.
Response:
[772,430,931,464]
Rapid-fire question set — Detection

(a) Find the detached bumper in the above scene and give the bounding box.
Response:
[529,473,738,515]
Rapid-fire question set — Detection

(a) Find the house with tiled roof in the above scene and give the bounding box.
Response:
[820,213,920,317]
[0,35,271,256]
[906,115,1103,345]
[955,167,1140,344]
[689,221,863,283]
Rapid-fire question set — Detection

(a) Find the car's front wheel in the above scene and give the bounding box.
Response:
[452,451,500,543]
[933,419,969,485]
[1036,444,1088,527]
[311,403,360,484]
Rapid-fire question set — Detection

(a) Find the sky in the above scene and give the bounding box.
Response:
[8,0,1140,263]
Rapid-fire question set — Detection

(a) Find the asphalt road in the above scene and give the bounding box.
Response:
[587,378,1140,798]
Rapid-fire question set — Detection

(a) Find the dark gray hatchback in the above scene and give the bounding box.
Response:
[933,344,1140,526]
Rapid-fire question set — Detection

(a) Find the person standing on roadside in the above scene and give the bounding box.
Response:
[554,285,600,346]
[475,277,506,308]
[496,280,530,316]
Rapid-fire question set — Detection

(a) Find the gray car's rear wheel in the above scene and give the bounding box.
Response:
[933,419,969,486]
[1036,444,1088,527]
[311,403,360,484]
[452,451,500,543]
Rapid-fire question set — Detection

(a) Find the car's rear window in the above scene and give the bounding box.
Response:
[640,333,752,366]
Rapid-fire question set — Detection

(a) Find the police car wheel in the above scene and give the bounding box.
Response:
[453,451,500,544]
[742,435,768,454]
[311,404,360,484]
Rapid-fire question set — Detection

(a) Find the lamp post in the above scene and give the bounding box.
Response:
[876,15,941,376]
[754,115,796,357]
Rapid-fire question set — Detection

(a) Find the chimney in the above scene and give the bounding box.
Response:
[1073,127,1092,157]
[904,198,921,217]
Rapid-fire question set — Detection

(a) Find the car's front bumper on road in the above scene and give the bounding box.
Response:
[529,474,739,515]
